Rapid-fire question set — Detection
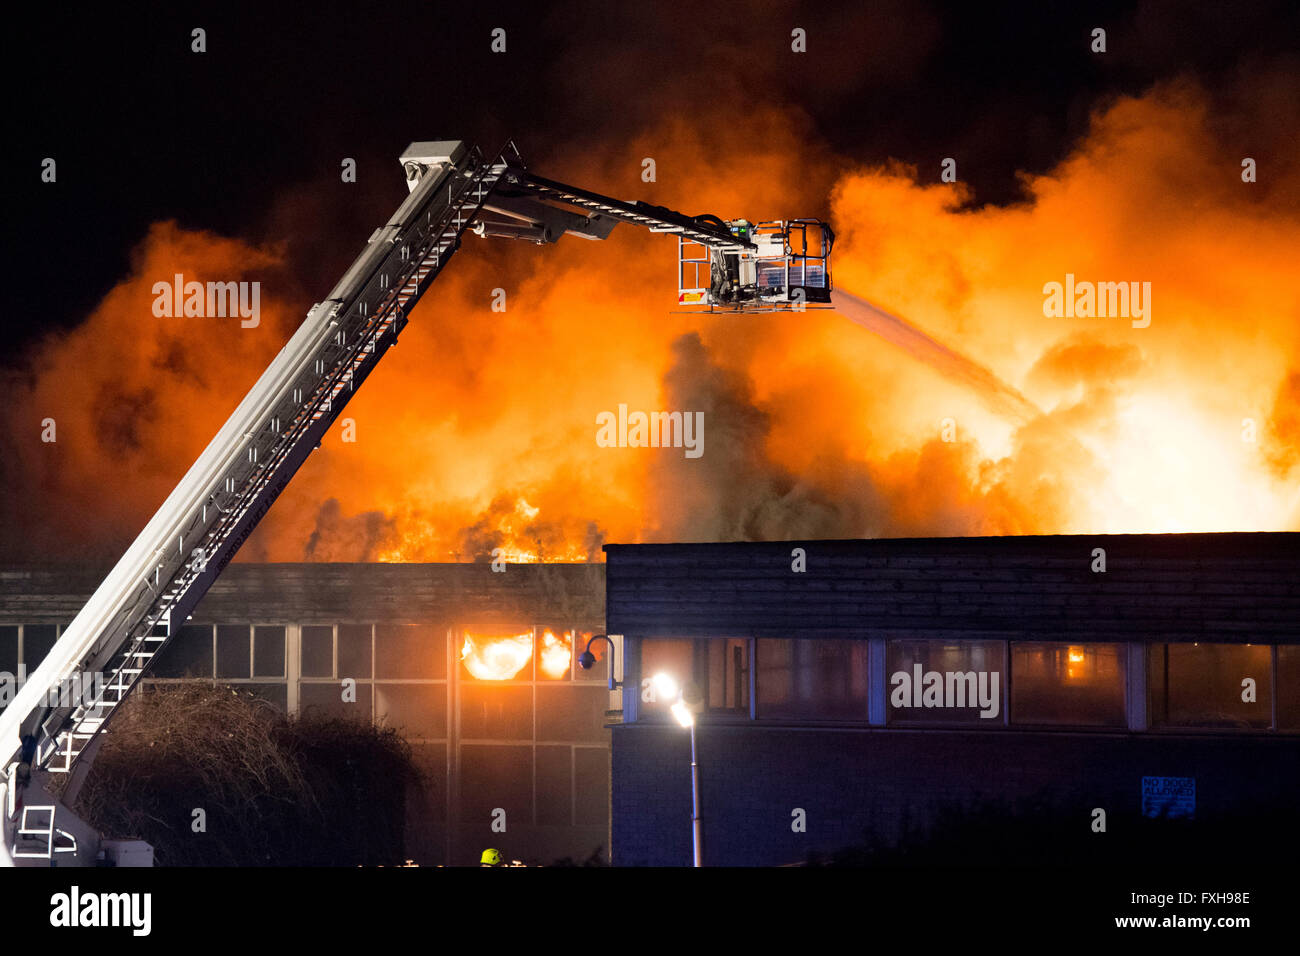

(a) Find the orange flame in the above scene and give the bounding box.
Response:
[460,632,533,680]
[539,629,573,679]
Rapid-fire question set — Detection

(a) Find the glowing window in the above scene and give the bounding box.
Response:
[460,630,533,681]
[1011,643,1126,727]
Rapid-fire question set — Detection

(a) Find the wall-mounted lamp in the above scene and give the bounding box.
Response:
[577,634,623,691]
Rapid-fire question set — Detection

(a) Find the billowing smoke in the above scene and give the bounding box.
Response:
[2,75,1299,564]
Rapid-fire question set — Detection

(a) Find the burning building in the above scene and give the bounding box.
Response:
[0,562,612,866]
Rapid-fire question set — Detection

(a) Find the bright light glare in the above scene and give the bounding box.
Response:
[670,699,695,728]
[653,672,680,699]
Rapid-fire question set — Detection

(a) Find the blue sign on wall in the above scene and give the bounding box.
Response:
[1142,776,1195,819]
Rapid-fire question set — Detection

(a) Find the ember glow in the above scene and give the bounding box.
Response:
[460,632,533,681]
[3,80,1299,563]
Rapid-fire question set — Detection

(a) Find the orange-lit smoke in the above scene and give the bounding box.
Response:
[3,79,1300,564]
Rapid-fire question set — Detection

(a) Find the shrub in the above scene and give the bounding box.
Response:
[72,684,420,866]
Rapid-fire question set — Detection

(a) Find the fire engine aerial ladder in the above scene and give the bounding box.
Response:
[0,140,834,867]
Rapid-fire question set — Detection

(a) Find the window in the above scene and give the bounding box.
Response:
[375,624,445,680]
[886,640,1006,725]
[253,626,286,678]
[1149,643,1272,730]
[301,625,334,678]
[459,629,533,681]
[459,684,532,740]
[0,626,18,676]
[757,639,869,721]
[1278,646,1300,732]
[637,638,750,720]
[536,628,574,681]
[536,685,609,742]
[152,625,213,679]
[338,624,373,680]
[459,745,531,833]
[574,747,609,826]
[535,746,573,825]
[299,681,372,723]
[216,624,250,679]
[705,638,749,714]
[375,683,447,738]
[638,638,693,721]
[1011,643,1126,727]
[22,625,57,670]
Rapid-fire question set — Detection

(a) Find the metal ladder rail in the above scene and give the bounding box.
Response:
[36,147,509,774]
[501,170,754,251]
[43,153,504,770]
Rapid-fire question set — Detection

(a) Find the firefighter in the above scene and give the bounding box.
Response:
[480,848,504,867]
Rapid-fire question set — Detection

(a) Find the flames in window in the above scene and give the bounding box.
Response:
[459,628,574,680]
[460,632,533,680]
[538,629,573,679]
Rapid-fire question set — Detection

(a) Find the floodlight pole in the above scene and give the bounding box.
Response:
[690,720,703,867]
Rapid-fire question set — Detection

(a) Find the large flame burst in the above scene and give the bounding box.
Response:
[459,629,574,680]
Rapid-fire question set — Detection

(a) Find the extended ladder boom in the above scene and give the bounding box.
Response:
[1,138,828,866]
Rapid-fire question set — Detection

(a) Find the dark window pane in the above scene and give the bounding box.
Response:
[536,745,573,826]
[1149,643,1272,730]
[574,747,609,827]
[459,745,532,834]
[0,626,18,676]
[460,684,532,740]
[253,626,286,678]
[299,681,372,723]
[537,685,609,742]
[886,640,1006,725]
[375,683,447,738]
[375,624,445,679]
[1011,643,1126,727]
[301,626,334,678]
[152,625,213,679]
[638,638,694,722]
[338,625,372,680]
[216,625,250,679]
[536,629,573,681]
[0,626,20,713]
[757,639,869,721]
[1279,646,1300,731]
[22,625,57,670]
